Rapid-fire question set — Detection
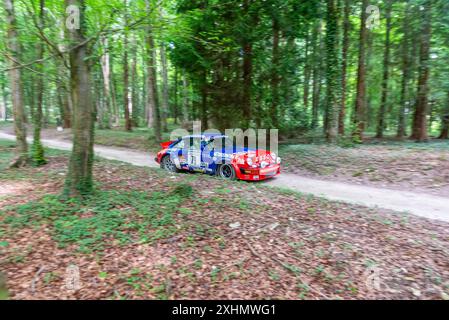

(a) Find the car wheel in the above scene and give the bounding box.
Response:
[218,164,236,180]
[161,155,179,173]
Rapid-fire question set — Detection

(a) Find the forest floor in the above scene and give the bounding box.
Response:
[1,139,449,300]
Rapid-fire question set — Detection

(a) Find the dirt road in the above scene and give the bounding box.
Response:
[1,132,448,222]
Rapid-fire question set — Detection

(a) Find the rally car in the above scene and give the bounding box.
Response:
[155,134,281,181]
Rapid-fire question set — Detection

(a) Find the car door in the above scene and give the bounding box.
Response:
[201,139,215,173]
[183,138,202,171]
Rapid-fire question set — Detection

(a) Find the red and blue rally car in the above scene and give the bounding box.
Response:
[155,134,281,181]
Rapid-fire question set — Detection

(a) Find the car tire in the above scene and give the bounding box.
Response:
[217,164,236,180]
[161,155,179,173]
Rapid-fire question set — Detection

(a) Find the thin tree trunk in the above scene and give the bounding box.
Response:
[0,80,7,121]
[303,30,311,110]
[242,41,253,128]
[339,0,350,135]
[242,0,253,127]
[160,42,169,131]
[411,0,432,142]
[311,20,323,129]
[32,0,46,166]
[270,16,280,128]
[3,0,28,167]
[353,0,368,142]
[439,93,449,139]
[145,0,161,142]
[122,0,132,131]
[173,68,179,124]
[99,36,112,129]
[57,29,72,128]
[110,57,119,127]
[200,70,208,130]
[325,0,340,143]
[131,35,139,127]
[397,3,411,138]
[64,0,95,197]
[375,0,392,138]
[182,74,189,124]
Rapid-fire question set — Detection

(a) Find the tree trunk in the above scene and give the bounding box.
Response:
[242,41,253,128]
[353,0,368,142]
[411,0,432,142]
[270,16,280,128]
[200,70,208,130]
[173,68,179,124]
[145,0,161,142]
[131,35,139,127]
[110,57,119,127]
[325,0,340,143]
[339,0,350,135]
[438,93,449,139]
[56,29,72,129]
[397,3,411,139]
[182,74,189,124]
[122,0,132,132]
[375,0,392,138]
[3,0,28,167]
[303,30,311,111]
[311,20,323,129]
[160,42,169,131]
[64,0,95,197]
[99,36,112,129]
[31,0,46,166]
[241,0,253,128]
[0,80,7,121]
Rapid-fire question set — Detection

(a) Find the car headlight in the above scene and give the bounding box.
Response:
[277,157,281,164]
[261,161,269,168]
[246,158,253,166]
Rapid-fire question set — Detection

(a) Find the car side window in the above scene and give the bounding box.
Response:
[174,139,185,149]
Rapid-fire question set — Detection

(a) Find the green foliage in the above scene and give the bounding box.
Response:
[171,183,193,197]
[1,188,189,253]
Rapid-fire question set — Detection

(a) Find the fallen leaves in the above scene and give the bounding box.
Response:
[1,154,449,300]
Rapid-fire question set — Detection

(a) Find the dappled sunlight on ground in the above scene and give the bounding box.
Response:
[0,181,34,197]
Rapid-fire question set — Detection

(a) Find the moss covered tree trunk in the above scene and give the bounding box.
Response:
[32,0,47,166]
[353,0,368,142]
[64,0,95,197]
[339,0,350,135]
[122,0,132,132]
[325,0,340,143]
[4,0,28,167]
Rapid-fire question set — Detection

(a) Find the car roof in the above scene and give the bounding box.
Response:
[182,134,228,139]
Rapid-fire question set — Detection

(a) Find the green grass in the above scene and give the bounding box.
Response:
[0,140,16,171]
[95,123,181,152]
[1,184,193,253]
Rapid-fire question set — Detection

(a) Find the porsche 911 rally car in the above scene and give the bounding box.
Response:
[155,134,281,181]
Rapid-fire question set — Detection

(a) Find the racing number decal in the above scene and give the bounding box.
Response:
[188,149,201,167]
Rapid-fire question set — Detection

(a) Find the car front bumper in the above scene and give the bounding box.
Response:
[236,164,281,181]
